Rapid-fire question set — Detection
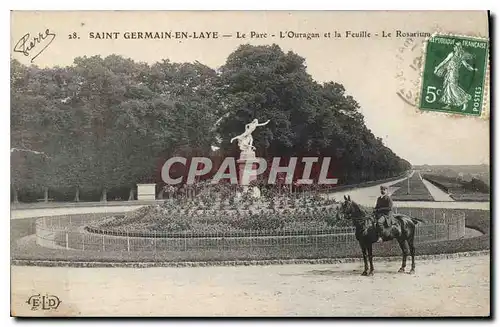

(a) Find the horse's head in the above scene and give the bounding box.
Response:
[338,195,363,220]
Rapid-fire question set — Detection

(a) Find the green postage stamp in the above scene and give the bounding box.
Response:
[419,34,489,116]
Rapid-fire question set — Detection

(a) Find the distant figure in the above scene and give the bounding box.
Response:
[373,185,394,242]
[434,42,477,111]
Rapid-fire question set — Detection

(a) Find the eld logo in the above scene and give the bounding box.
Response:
[26,294,62,311]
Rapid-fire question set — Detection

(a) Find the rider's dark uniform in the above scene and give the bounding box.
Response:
[374,194,394,235]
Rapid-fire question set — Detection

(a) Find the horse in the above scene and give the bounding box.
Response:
[337,195,424,276]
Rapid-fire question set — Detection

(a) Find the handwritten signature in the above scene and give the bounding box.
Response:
[13,29,56,63]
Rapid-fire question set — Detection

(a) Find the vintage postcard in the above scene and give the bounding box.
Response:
[10,11,490,317]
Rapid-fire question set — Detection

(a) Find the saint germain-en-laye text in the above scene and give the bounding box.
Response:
[86,30,432,40]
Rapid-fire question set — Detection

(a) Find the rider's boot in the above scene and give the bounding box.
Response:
[376,218,383,243]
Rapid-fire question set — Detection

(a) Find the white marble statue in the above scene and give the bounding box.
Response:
[230,119,270,153]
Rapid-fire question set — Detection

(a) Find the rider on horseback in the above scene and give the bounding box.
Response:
[374,185,394,243]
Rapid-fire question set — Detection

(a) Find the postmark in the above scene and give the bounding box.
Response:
[418,34,489,116]
[395,24,443,109]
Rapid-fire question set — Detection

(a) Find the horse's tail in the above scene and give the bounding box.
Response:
[230,136,238,143]
[410,217,425,225]
[395,214,425,225]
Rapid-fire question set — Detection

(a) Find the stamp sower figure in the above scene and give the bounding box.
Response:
[434,42,478,111]
[374,185,394,243]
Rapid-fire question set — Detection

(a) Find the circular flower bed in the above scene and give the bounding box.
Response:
[86,190,347,236]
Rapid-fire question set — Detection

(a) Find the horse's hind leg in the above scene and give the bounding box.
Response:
[397,239,409,273]
[408,236,416,274]
[367,244,374,276]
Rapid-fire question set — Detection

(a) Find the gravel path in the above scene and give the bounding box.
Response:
[10,206,144,219]
[11,254,490,317]
[421,178,455,202]
[392,201,488,209]
[322,172,487,209]
[10,174,490,317]
[324,172,413,205]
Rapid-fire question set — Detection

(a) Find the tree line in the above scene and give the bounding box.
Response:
[11,44,411,202]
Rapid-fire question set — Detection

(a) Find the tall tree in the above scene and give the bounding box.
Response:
[10,47,411,203]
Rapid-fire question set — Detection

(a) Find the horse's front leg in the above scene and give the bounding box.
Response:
[397,239,409,273]
[360,242,369,276]
[367,244,374,276]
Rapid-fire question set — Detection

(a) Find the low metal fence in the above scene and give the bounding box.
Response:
[35,207,466,253]
[395,207,466,240]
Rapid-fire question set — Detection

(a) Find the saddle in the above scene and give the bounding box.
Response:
[373,211,398,229]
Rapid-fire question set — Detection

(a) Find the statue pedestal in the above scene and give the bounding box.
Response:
[236,150,260,197]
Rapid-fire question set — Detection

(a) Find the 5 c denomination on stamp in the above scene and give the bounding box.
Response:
[419,35,488,116]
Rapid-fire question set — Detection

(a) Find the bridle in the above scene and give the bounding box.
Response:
[340,198,373,225]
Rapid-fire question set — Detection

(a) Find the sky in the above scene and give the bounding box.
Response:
[10,11,490,165]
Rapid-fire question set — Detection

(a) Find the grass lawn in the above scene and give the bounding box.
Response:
[450,193,490,202]
[422,174,490,202]
[391,174,434,201]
